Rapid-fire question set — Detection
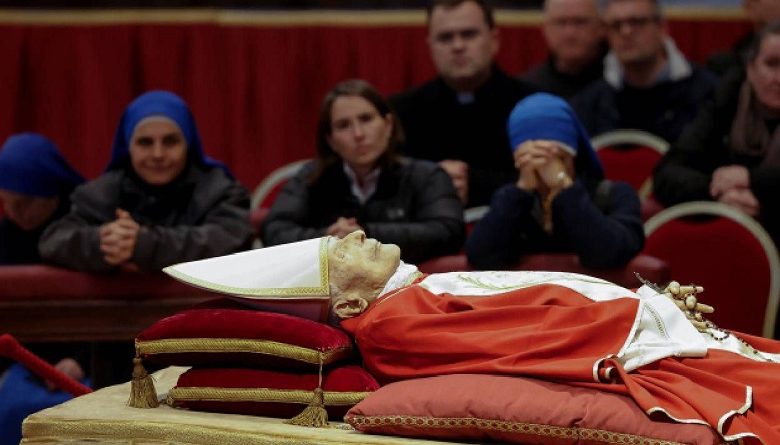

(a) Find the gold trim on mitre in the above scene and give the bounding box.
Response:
[135,338,351,365]
[163,237,330,299]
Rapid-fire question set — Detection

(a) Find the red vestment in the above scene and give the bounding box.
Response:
[341,282,780,444]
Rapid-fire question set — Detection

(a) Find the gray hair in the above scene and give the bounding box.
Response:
[597,0,662,16]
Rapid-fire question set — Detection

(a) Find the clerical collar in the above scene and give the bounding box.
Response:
[342,162,380,204]
[379,261,421,297]
[457,91,475,104]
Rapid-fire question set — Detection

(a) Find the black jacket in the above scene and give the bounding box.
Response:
[390,66,537,207]
[261,158,465,264]
[466,179,644,270]
[521,49,606,100]
[39,165,253,272]
[653,68,780,245]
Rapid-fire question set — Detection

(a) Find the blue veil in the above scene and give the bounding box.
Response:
[507,92,604,179]
[0,133,84,197]
[106,90,228,175]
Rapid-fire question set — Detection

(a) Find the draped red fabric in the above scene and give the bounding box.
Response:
[0,14,751,192]
[340,282,780,444]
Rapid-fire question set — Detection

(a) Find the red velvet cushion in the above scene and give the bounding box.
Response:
[168,365,379,420]
[345,374,723,445]
[135,303,352,370]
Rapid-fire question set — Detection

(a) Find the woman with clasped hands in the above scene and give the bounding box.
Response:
[654,21,780,246]
[466,92,644,270]
[39,91,254,272]
[261,79,464,264]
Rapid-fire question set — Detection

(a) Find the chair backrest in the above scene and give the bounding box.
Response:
[643,201,780,338]
[250,159,310,211]
[250,160,309,247]
[591,129,669,201]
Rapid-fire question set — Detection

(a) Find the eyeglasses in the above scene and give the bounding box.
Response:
[605,15,659,32]
[547,17,598,29]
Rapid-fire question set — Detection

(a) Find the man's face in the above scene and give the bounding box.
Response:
[543,0,605,70]
[604,0,665,67]
[427,1,498,91]
[328,230,400,294]
[748,34,780,113]
[744,0,780,28]
[327,230,401,318]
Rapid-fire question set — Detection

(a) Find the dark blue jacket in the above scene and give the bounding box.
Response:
[466,179,644,270]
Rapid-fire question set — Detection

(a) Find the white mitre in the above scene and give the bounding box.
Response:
[163,237,332,321]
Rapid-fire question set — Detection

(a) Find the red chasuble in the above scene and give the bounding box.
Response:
[341,282,780,444]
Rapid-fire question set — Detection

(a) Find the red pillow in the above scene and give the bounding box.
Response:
[345,374,723,445]
[135,304,351,370]
[168,365,379,420]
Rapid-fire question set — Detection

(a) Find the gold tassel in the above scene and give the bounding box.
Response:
[286,387,329,427]
[128,357,159,408]
[286,352,329,428]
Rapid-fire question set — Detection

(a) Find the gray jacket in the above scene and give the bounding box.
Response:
[39,166,253,272]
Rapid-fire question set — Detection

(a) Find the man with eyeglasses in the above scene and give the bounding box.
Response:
[571,0,717,144]
[391,0,537,208]
[522,0,608,99]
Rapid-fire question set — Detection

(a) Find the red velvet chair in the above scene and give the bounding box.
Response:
[643,201,780,338]
[249,159,309,247]
[591,129,669,214]
[418,253,670,290]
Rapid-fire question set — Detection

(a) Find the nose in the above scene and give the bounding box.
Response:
[347,230,366,242]
[151,141,165,158]
[352,122,365,140]
[451,35,466,51]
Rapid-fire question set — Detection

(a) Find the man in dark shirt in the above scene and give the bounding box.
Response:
[571,0,716,144]
[522,0,607,99]
[391,0,536,207]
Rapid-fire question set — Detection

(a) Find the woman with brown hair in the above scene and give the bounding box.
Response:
[261,79,464,264]
[654,20,780,248]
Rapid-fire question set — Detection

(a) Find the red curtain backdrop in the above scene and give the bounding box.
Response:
[0,10,752,192]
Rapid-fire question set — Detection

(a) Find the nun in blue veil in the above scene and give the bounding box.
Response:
[39,90,253,273]
[466,92,644,270]
[0,133,83,265]
[0,133,89,445]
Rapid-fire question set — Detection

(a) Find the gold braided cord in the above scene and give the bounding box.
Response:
[136,338,351,365]
[348,415,693,445]
[22,418,360,445]
[169,387,371,406]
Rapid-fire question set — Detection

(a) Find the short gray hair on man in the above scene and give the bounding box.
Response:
[597,0,663,17]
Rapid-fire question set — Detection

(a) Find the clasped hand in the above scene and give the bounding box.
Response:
[710,165,760,217]
[327,216,364,239]
[99,208,140,268]
[514,140,572,193]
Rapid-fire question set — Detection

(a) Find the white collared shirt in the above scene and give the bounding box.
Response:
[342,162,381,205]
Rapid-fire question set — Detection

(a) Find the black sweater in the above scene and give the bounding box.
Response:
[391,66,537,207]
